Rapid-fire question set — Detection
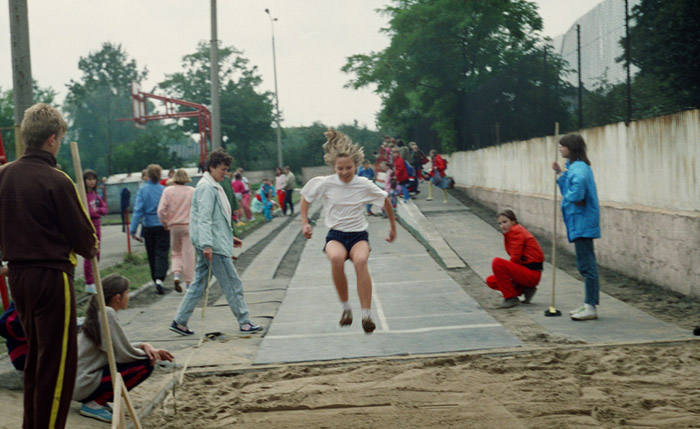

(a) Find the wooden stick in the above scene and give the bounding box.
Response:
[551,123,559,309]
[111,374,125,429]
[70,142,142,428]
[121,377,142,429]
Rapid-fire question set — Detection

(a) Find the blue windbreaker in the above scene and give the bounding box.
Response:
[557,160,601,242]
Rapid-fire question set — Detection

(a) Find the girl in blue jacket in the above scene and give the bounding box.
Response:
[552,134,601,321]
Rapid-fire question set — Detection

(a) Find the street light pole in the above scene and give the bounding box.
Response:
[210,0,221,149]
[265,8,283,167]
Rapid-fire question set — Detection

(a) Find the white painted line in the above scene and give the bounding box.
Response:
[264,324,502,340]
[372,280,389,332]
[370,254,425,260]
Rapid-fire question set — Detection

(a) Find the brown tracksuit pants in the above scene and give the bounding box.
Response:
[9,267,77,429]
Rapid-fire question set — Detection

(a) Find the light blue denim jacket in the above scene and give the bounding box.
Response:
[130,181,164,234]
[189,173,234,257]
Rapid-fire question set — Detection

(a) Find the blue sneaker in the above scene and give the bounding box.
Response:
[240,323,263,333]
[80,403,112,423]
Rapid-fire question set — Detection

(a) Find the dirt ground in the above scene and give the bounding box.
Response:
[140,190,700,428]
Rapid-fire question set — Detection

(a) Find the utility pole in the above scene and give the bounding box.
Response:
[624,0,632,126]
[8,0,33,158]
[577,24,583,130]
[210,0,221,149]
[266,8,283,167]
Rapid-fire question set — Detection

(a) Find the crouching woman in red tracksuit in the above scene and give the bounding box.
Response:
[486,210,544,309]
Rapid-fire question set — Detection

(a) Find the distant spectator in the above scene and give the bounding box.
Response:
[275,167,287,213]
[83,169,108,295]
[283,166,296,215]
[160,169,175,186]
[120,187,131,233]
[157,169,195,293]
[130,164,170,294]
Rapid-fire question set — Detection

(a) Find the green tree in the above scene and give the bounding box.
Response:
[64,42,148,175]
[343,0,572,151]
[111,126,183,173]
[0,84,57,162]
[158,42,276,168]
[623,0,699,111]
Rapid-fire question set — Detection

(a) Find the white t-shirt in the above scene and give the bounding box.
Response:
[301,174,388,232]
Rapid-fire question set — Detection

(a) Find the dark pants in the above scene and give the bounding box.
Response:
[9,267,77,429]
[120,207,128,232]
[142,226,170,282]
[80,359,154,405]
[283,189,294,214]
[574,238,600,305]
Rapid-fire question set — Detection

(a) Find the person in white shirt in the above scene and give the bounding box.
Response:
[300,128,397,333]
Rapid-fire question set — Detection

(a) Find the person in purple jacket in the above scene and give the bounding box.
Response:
[83,169,108,295]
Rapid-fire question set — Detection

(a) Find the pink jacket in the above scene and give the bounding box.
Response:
[86,190,108,226]
[157,184,194,228]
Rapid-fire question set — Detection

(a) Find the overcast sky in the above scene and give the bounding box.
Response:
[1,0,602,130]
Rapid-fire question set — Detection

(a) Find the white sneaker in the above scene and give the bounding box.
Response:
[569,305,585,316]
[571,304,597,321]
[85,284,97,294]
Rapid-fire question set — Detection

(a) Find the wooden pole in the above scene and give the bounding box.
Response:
[70,142,142,428]
[551,123,559,309]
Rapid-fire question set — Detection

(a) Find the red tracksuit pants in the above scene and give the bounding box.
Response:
[486,257,541,299]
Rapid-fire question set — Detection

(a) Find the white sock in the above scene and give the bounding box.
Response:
[341,301,351,311]
[584,303,596,311]
[84,400,103,410]
[156,279,164,286]
[361,308,372,320]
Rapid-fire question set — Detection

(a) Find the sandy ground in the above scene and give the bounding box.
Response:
[142,342,700,428]
[3,191,700,428]
[139,191,700,429]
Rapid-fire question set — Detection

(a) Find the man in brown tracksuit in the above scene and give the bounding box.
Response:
[0,103,98,428]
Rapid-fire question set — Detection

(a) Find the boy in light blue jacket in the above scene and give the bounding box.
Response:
[552,134,601,321]
[170,148,262,335]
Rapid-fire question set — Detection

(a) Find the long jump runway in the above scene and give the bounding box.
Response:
[254,215,521,364]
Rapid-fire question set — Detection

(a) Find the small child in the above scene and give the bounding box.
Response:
[300,128,397,333]
[74,274,173,423]
[486,210,544,308]
[388,177,399,208]
[83,169,108,294]
[357,159,376,215]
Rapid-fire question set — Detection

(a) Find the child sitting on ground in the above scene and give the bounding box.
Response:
[73,274,173,423]
[486,210,544,308]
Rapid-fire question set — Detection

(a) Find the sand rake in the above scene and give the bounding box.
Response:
[545,124,562,317]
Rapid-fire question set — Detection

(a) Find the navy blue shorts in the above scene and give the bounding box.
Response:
[324,229,369,255]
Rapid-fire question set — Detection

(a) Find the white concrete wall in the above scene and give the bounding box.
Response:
[447,109,700,297]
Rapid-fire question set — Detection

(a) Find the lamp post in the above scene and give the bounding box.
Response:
[265,8,283,167]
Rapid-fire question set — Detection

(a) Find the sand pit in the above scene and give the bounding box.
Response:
[144,341,700,428]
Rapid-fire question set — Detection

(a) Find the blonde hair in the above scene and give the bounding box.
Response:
[322,128,364,167]
[21,103,68,149]
[172,168,191,184]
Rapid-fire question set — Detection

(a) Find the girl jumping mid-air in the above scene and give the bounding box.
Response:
[300,128,397,333]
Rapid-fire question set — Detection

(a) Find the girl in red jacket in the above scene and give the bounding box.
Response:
[486,210,544,308]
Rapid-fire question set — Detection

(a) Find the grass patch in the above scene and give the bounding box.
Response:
[74,251,151,295]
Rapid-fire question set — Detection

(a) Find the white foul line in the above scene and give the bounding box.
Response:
[264,324,502,340]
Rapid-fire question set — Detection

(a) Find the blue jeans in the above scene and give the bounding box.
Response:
[399,181,410,201]
[174,248,252,327]
[574,238,599,306]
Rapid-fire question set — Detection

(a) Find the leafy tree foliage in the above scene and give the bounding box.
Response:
[63,42,149,175]
[343,0,572,152]
[623,0,700,111]
[110,125,184,173]
[0,84,57,162]
[281,122,383,173]
[158,42,276,168]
